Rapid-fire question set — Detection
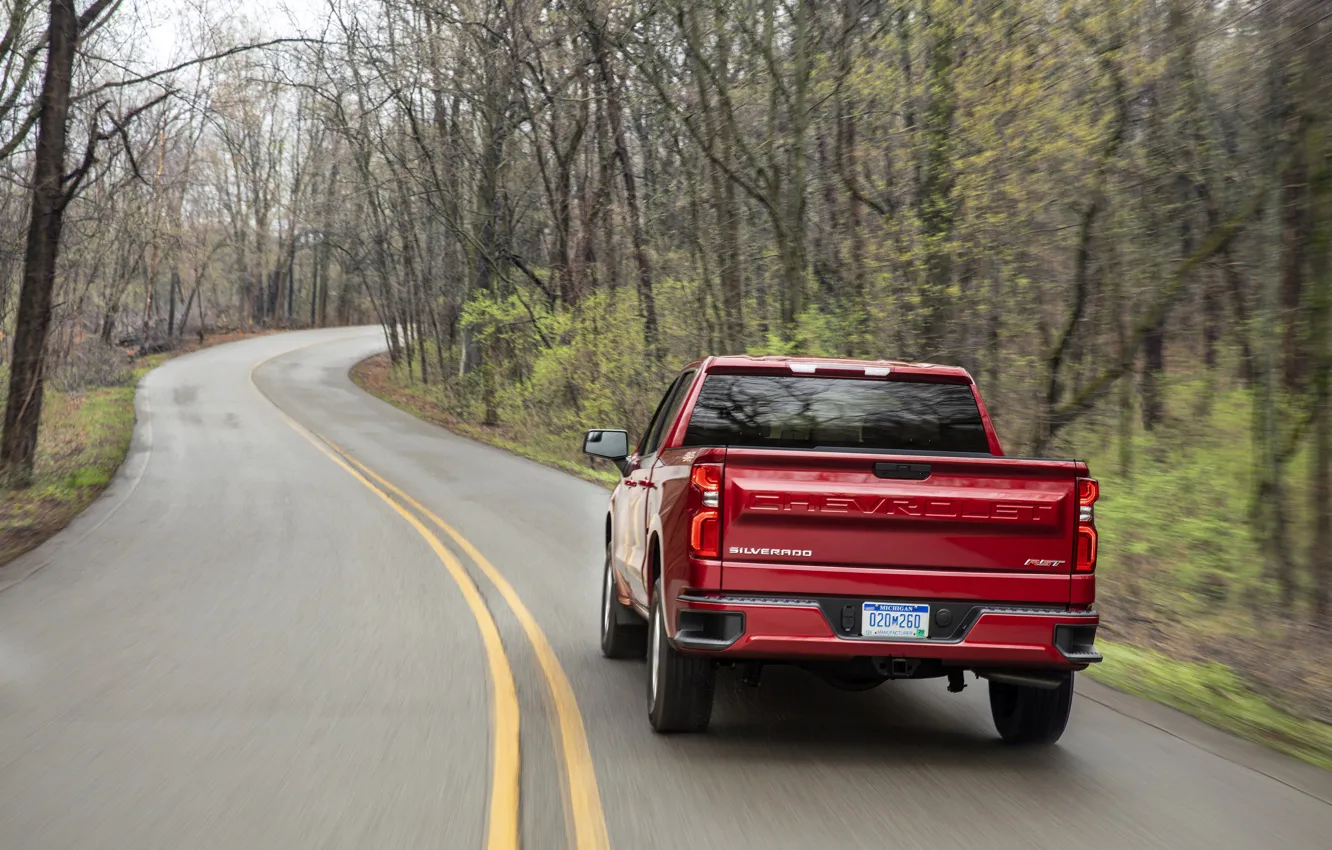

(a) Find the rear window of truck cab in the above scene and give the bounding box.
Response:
[681,373,990,454]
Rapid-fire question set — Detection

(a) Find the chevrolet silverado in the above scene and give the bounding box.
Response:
[583,356,1101,741]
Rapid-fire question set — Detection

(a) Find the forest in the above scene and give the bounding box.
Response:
[0,1,1329,745]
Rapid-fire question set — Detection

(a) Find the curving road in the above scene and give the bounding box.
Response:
[0,327,1328,849]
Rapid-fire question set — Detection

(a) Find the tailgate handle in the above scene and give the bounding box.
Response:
[874,462,932,480]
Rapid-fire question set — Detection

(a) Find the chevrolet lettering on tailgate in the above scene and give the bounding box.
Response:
[743,491,1061,525]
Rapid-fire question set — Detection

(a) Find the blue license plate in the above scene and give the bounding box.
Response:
[861,602,929,639]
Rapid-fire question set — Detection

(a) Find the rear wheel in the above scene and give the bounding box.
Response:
[989,673,1074,745]
[647,580,715,733]
[600,552,646,659]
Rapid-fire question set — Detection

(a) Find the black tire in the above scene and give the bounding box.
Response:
[989,673,1075,745]
[646,580,715,733]
[600,552,647,659]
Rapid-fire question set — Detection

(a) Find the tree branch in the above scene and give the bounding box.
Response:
[508,253,557,304]
[59,89,174,209]
[77,0,120,33]
[72,38,323,103]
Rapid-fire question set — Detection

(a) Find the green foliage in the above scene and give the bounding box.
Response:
[1088,386,1266,606]
[468,290,659,437]
[64,466,112,489]
[1074,379,1320,613]
[748,308,841,358]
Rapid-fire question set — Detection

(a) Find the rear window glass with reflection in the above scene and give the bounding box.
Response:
[681,374,990,454]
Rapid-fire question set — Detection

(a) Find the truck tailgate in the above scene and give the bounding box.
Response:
[721,449,1080,576]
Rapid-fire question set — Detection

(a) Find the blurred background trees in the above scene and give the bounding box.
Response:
[297,0,1332,633]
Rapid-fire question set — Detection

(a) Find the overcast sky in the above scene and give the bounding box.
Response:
[138,0,329,67]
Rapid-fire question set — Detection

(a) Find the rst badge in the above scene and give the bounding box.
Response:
[1024,558,1066,568]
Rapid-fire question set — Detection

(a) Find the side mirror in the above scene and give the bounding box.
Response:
[583,429,631,476]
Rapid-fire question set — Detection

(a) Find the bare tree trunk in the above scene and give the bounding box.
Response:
[1307,95,1331,622]
[140,262,156,349]
[1,0,79,486]
[1202,271,1222,369]
[319,257,332,327]
[1254,121,1297,606]
[1140,315,1166,431]
[179,283,198,340]
[685,3,743,352]
[913,3,957,360]
[1212,219,1256,384]
[839,81,868,354]
[195,285,206,342]
[336,266,353,325]
[1281,141,1309,389]
[309,257,318,327]
[167,266,180,339]
[317,159,338,327]
[582,1,660,360]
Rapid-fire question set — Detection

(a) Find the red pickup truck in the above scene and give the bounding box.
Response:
[584,356,1101,742]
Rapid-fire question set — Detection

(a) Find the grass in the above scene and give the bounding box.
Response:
[0,333,268,570]
[0,377,142,565]
[357,353,1332,770]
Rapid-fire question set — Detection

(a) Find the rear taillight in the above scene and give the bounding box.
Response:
[689,462,723,558]
[1076,477,1099,572]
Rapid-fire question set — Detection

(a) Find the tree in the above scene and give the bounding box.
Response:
[1,0,118,486]
[0,3,330,484]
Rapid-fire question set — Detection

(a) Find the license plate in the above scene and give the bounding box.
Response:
[861,602,929,639]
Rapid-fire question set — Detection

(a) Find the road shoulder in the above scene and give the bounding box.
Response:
[1077,677,1332,804]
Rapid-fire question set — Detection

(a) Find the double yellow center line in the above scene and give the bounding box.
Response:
[250,342,609,850]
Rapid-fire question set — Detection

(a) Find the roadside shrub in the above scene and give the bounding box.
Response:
[50,339,132,393]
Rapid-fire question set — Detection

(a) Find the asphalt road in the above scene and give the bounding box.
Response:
[1,327,1329,850]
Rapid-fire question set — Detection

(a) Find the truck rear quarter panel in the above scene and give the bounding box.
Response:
[649,447,722,613]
